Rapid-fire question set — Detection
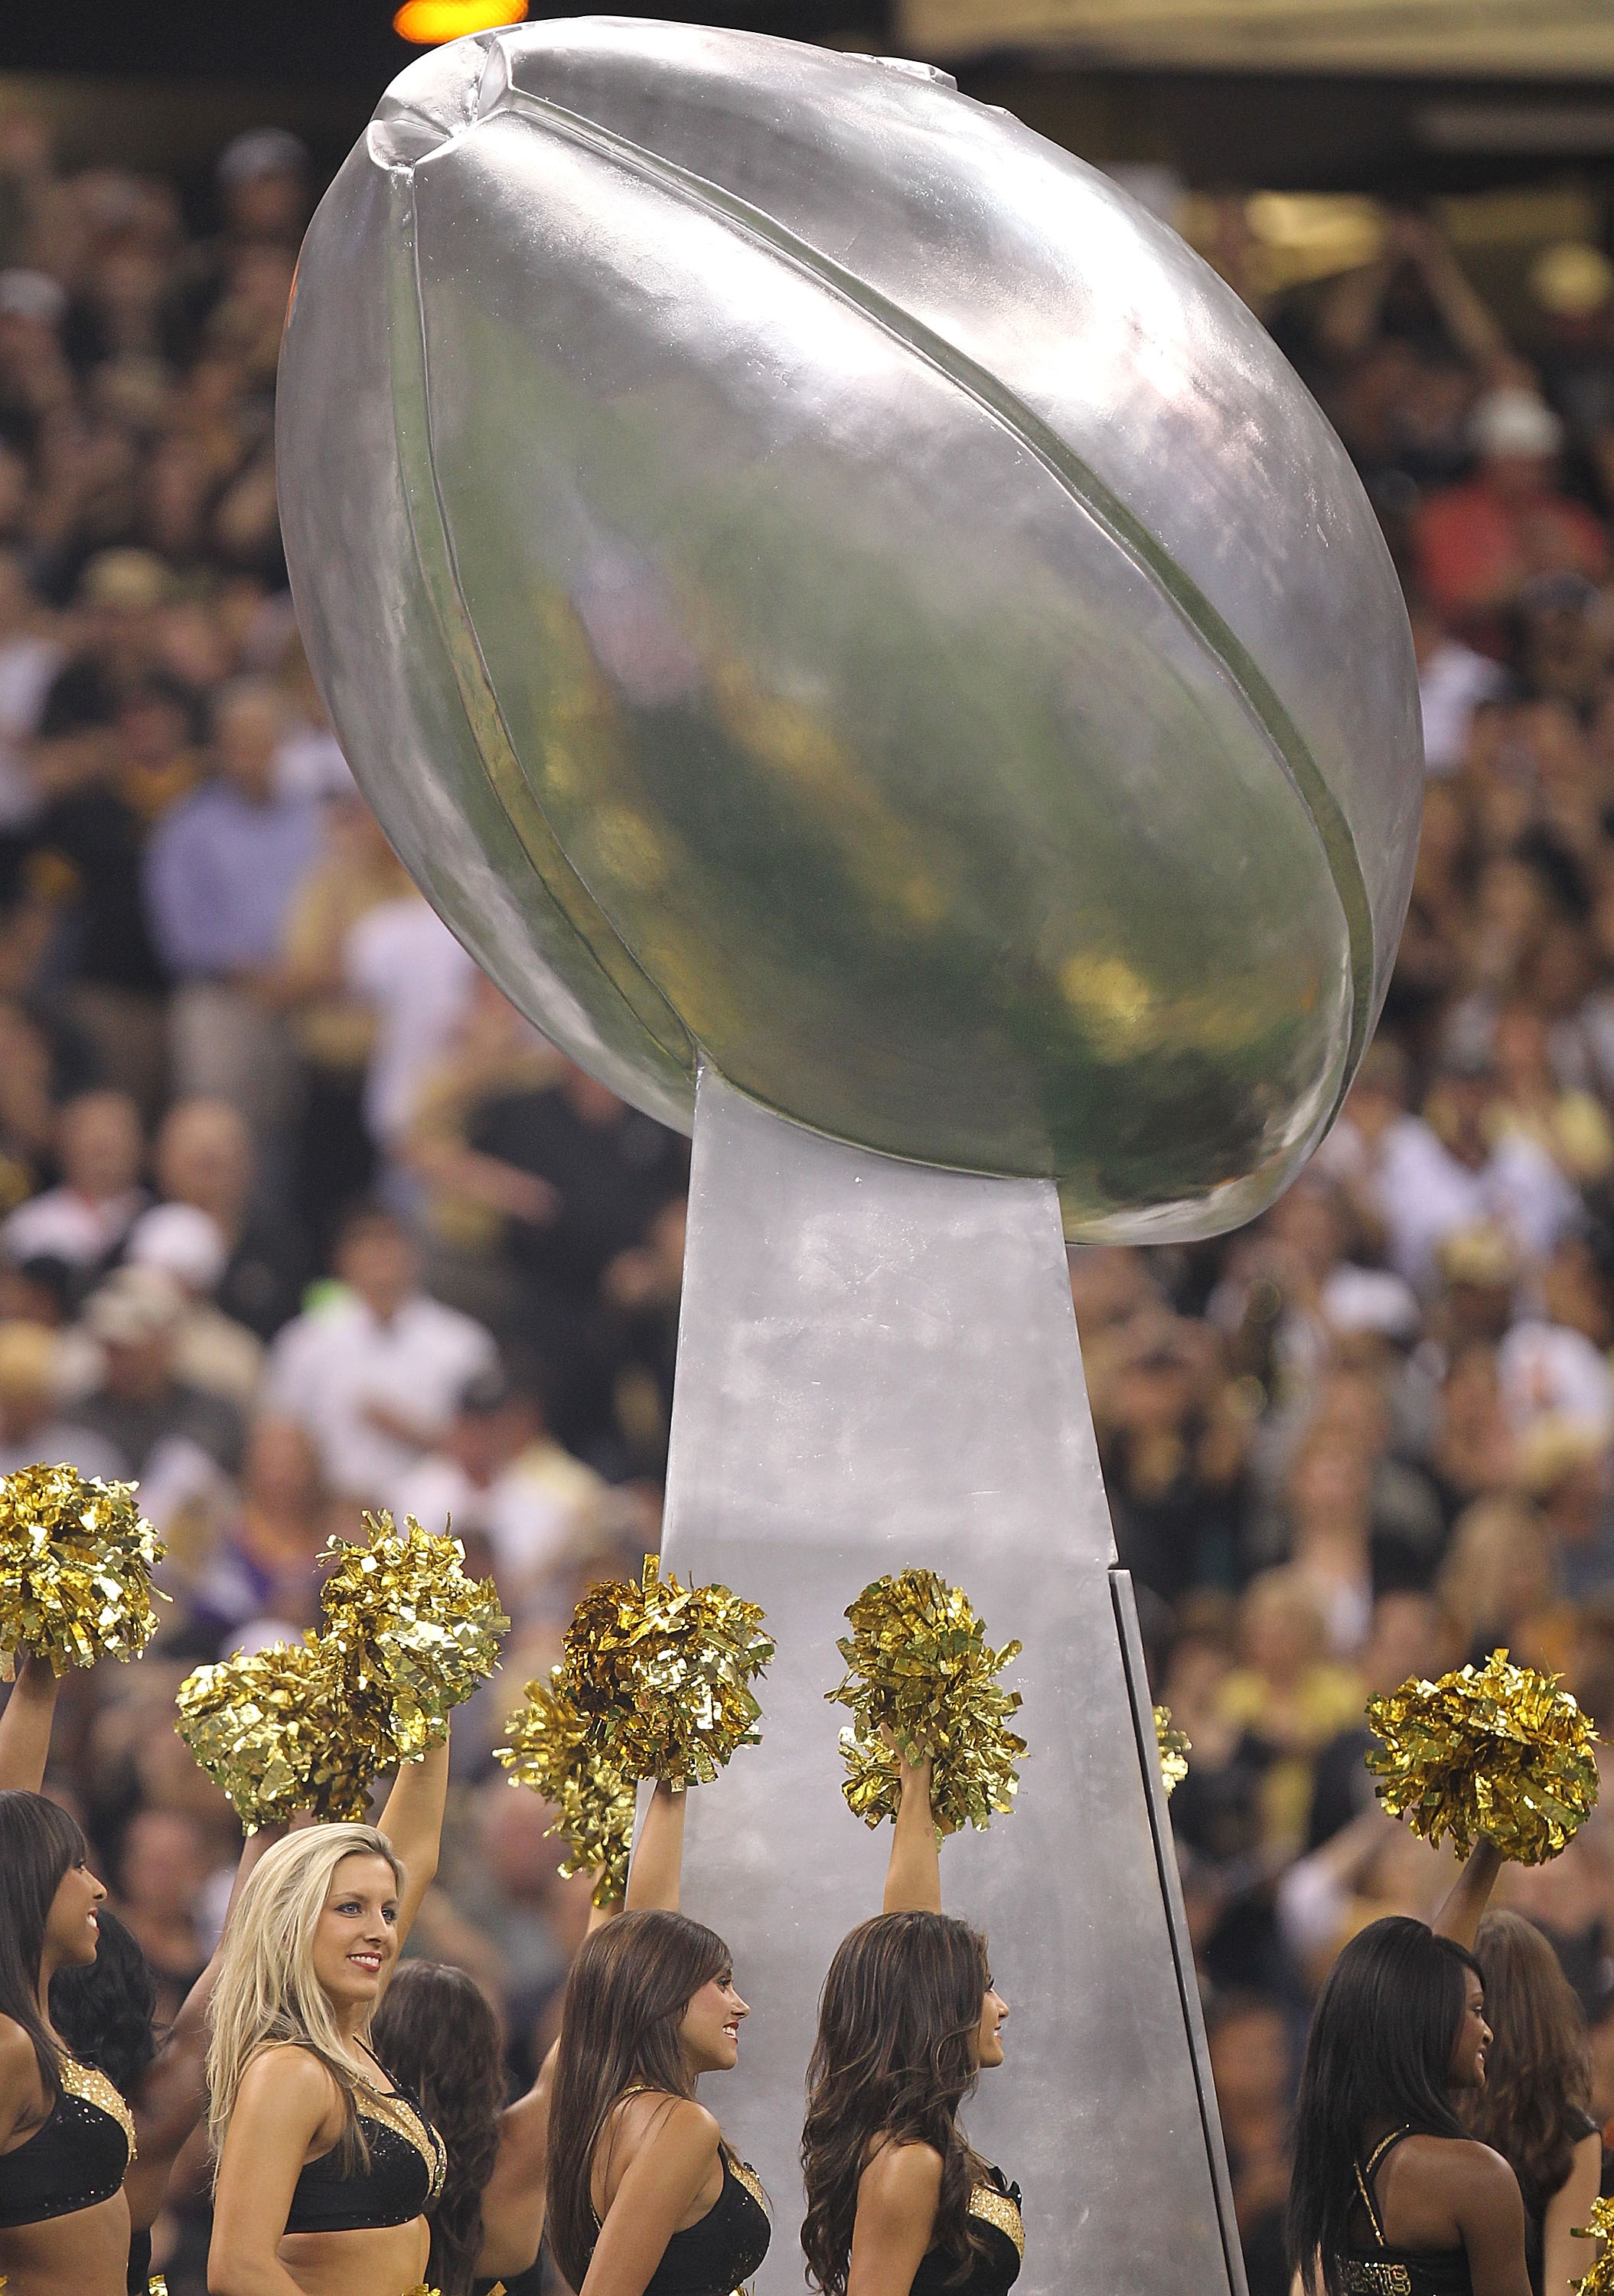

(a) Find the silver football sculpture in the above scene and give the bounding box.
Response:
[276,17,1422,1241]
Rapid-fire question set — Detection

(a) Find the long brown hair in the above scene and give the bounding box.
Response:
[371,1961,505,2296]
[1463,1910,1591,2219]
[546,1910,732,2293]
[800,1911,992,2296]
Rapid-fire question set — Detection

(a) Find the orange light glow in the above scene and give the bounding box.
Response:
[393,0,527,43]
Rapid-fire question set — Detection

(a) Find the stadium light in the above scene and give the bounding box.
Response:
[393,0,527,43]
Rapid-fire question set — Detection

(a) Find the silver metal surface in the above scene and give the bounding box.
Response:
[277,16,1422,1242]
[660,1068,1246,2296]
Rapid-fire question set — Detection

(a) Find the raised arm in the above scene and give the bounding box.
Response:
[1432,1841,1504,1952]
[125,1827,282,2231]
[625,1780,685,1913]
[0,1650,60,1791]
[1541,2130,1602,2296]
[883,1754,941,1916]
[377,1733,451,1945]
[475,2046,554,2282]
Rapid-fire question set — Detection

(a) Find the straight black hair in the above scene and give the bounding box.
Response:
[0,1789,91,2102]
[1288,1916,1483,2296]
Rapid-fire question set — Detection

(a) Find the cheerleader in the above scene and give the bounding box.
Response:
[1287,1841,1531,2296]
[800,1750,1021,2296]
[203,1736,451,2296]
[543,1779,770,2296]
[0,1651,268,2296]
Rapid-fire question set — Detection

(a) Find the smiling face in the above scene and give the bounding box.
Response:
[680,1966,748,2076]
[310,1854,400,2015]
[975,1975,1009,2070]
[1449,1968,1492,2091]
[44,1857,106,1971]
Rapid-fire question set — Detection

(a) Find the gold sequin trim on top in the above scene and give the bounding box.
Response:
[1342,2265,1412,2296]
[722,2157,769,2295]
[357,2087,445,2202]
[969,2182,1024,2258]
[60,2057,136,2159]
[729,2161,767,2213]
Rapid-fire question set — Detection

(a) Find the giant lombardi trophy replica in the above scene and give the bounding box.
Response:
[276,24,1423,2290]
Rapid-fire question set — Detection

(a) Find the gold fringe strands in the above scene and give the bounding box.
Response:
[827,1568,1025,1835]
[1367,1649,1599,1865]
[177,1513,508,1827]
[495,1668,635,1906]
[174,1638,374,1831]
[0,1463,165,1673]
[318,1512,509,1762]
[1571,2195,1614,2293]
[559,1554,774,1789]
[1155,1704,1190,1797]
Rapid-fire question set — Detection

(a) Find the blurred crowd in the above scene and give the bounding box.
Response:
[6,99,1614,2296]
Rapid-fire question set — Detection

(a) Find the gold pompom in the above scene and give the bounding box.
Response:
[0,1463,165,1673]
[827,1568,1025,1834]
[495,1668,636,1906]
[559,1554,773,1789]
[318,1512,509,1761]
[1572,2194,1614,2293]
[175,1639,374,1830]
[1367,1649,1599,1865]
[1155,1704,1191,1797]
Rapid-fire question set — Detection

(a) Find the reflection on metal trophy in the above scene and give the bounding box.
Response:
[276,21,1422,2289]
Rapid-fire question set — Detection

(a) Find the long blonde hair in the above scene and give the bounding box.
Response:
[206,1824,405,2164]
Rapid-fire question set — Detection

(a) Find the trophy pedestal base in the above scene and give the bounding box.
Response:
[658,1067,1246,2295]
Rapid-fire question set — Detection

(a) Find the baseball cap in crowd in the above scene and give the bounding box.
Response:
[0,1320,63,1408]
[1529,240,1614,321]
[217,129,309,187]
[1319,1264,1422,1344]
[78,548,171,612]
[1469,387,1565,461]
[1517,569,1602,618]
[458,1365,516,1417]
[0,269,66,326]
[83,1265,187,1347]
[1435,1222,1520,1293]
[126,1203,229,1297]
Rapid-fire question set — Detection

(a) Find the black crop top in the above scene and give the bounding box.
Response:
[1338,2128,1474,2296]
[910,2168,1024,2296]
[0,2053,135,2229]
[585,2151,771,2296]
[283,2078,446,2236]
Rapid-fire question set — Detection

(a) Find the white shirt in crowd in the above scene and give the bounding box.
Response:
[1418,638,1505,775]
[390,1440,605,1607]
[1,1186,146,1267]
[262,1289,498,1504]
[1355,1114,1580,1293]
[344,895,478,1148]
[0,631,60,828]
[1496,1318,1614,1441]
[274,723,357,803]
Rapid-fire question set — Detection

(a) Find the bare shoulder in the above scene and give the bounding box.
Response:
[0,2017,41,2123]
[612,2091,720,2167]
[646,2095,722,2151]
[1400,2135,1524,2212]
[0,2017,37,2079]
[233,2043,340,2124]
[859,2140,946,2216]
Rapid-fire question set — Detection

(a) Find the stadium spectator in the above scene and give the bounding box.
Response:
[262,1199,497,1505]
